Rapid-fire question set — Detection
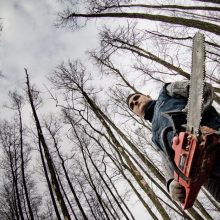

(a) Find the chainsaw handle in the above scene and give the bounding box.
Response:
[161,127,190,181]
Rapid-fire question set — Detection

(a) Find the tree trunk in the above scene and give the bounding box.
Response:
[25,71,71,220]
[81,92,170,220]
[73,126,112,220]
[46,125,88,220]
[65,12,220,35]
[55,167,79,220]
[38,140,62,220]
[18,107,34,220]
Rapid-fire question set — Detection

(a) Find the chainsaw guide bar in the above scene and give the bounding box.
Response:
[186,32,205,136]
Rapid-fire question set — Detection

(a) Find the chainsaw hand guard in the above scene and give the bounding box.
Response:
[172,129,218,209]
[162,126,219,209]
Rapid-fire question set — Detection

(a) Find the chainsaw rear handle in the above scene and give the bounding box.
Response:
[161,126,190,182]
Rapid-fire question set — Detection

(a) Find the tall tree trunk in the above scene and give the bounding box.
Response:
[38,140,62,220]
[65,110,158,219]
[194,200,214,220]
[194,0,220,4]
[85,145,131,220]
[99,39,190,79]
[25,70,71,220]
[81,92,170,220]
[104,3,220,12]
[73,127,111,220]
[12,184,20,220]
[201,188,220,211]
[82,91,206,220]
[18,106,34,220]
[46,125,88,220]
[77,178,99,220]
[101,185,121,220]
[84,93,166,185]
[100,187,118,220]
[104,168,136,220]
[64,12,220,35]
[9,145,24,220]
[55,167,79,220]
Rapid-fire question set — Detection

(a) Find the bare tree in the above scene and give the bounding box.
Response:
[1,1,220,219]
[49,60,179,219]
[25,70,71,220]
[0,120,24,219]
[43,115,89,220]
[58,2,220,35]
[8,91,34,220]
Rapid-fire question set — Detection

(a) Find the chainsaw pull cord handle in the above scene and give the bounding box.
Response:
[161,126,190,181]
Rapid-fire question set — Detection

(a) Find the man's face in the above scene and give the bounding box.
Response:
[128,94,152,117]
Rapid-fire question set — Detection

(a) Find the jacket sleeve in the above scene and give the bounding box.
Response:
[166,81,189,98]
[166,80,214,112]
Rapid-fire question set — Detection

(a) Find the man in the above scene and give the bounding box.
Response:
[127,81,220,203]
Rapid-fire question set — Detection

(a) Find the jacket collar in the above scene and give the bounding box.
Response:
[144,100,156,122]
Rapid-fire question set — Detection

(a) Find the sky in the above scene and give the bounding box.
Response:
[2,1,219,219]
[0,0,100,113]
[0,1,152,219]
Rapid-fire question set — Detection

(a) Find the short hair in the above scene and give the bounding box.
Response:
[126,92,143,110]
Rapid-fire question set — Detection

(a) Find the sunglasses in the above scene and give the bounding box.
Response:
[129,94,140,110]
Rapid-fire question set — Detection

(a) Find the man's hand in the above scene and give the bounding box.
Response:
[169,180,186,202]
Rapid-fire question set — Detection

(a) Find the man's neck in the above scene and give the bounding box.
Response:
[144,100,156,122]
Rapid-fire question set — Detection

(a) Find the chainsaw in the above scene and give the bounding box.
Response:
[163,32,220,209]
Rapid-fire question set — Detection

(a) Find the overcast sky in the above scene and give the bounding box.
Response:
[0,0,100,111]
[1,1,210,219]
[0,1,154,218]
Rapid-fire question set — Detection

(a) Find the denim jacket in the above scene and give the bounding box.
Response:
[144,82,220,187]
[151,84,187,152]
[145,82,219,151]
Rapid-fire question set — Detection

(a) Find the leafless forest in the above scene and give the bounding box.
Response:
[1,0,220,219]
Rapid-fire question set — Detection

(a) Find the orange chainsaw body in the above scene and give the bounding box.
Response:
[172,127,219,209]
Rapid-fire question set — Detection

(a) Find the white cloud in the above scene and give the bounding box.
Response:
[0,0,99,110]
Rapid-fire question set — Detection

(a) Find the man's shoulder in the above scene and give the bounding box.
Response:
[167,81,189,97]
[157,83,171,100]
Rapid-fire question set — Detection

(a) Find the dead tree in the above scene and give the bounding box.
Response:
[8,91,34,220]
[44,116,88,220]
[25,70,71,220]
[50,61,172,220]
[58,8,220,35]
